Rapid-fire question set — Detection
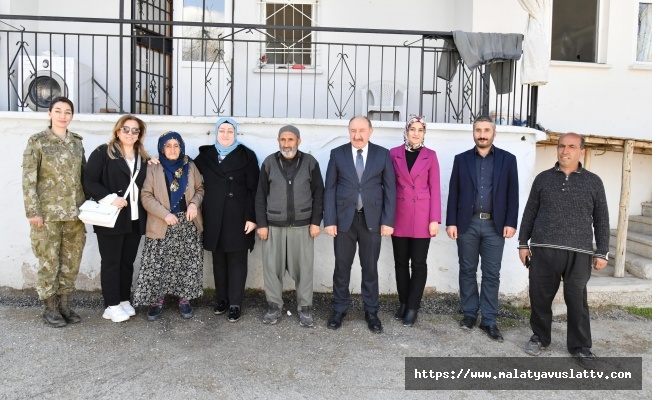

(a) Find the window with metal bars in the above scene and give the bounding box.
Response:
[262,1,317,66]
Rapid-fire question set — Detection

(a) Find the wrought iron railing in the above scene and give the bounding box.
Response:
[0,15,538,127]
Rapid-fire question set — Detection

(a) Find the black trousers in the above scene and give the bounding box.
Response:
[391,236,431,310]
[332,211,382,313]
[529,247,592,354]
[96,221,142,308]
[212,248,248,307]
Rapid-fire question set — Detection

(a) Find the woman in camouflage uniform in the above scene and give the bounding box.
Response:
[22,97,86,328]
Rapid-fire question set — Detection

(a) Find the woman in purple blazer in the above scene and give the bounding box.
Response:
[390,116,441,326]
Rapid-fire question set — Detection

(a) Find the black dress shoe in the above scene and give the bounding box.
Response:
[327,311,346,330]
[479,324,504,342]
[228,306,241,322]
[394,303,407,320]
[459,316,477,330]
[364,312,383,333]
[572,350,597,370]
[213,300,229,315]
[402,309,418,327]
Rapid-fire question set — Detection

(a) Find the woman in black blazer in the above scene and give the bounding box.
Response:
[84,115,149,323]
[194,117,259,323]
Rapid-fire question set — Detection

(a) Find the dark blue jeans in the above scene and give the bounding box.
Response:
[457,216,505,326]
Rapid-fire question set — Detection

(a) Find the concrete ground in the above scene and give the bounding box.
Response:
[0,289,650,400]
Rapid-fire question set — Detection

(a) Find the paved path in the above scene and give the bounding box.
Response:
[1,300,650,399]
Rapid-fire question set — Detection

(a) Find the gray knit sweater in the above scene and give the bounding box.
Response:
[518,163,610,259]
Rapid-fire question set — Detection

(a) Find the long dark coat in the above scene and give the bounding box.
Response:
[84,144,148,235]
[194,144,259,252]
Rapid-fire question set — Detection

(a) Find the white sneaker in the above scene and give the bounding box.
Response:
[103,305,130,322]
[119,301,136,317]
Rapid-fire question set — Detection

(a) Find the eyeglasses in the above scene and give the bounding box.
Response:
[121,126,141,135]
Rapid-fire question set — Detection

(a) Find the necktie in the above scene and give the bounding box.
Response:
[356,149,364,210]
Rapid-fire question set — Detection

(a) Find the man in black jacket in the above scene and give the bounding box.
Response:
[518,132,609,369]
[256,125,324,327]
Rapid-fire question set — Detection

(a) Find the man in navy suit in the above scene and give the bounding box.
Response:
[324,116,396,333]
[445,115,519,342]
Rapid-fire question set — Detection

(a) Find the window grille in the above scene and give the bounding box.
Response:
[260,1,318,66]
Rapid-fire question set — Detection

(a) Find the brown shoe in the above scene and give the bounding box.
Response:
[43,296,67,328]
[58,294,81,324]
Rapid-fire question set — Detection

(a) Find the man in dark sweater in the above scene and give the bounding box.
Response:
[255,125,324,327]
[518,132,609,368]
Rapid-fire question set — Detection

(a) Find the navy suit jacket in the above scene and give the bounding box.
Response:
[323,142,396,232]
[446,146,519,236]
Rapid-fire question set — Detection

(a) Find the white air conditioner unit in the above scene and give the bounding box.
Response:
[17,55,93,113]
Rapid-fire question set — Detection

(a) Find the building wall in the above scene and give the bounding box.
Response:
[473,0,652,211]
[4,0,650,137]
[3,0,650,294]
[0,112,543,297]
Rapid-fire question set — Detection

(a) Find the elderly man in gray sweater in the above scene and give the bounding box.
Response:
[518,132,609,369]
[256,125,324,327]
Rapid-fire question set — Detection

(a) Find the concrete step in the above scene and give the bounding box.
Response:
[609,229,652,259]
[642,202,652,218]
[608,246,652,279]
[627,215,652,236]
[551,265,652,315]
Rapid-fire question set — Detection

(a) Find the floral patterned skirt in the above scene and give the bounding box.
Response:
[133,212,204,306]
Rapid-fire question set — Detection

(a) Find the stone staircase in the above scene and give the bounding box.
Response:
[607,202,652,279]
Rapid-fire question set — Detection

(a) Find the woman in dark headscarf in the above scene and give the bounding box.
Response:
[194,117,259,323]
[133,131,205,320]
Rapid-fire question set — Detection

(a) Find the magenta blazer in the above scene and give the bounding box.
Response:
[390,145,441,238]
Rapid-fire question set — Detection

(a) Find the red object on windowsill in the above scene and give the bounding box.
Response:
[292,64,306,69]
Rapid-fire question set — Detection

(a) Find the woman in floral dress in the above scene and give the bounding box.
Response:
[133,131,205,320]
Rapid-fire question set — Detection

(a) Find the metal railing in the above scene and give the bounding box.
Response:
[0,15,538,127]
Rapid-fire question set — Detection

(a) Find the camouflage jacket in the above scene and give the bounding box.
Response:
[22,128,86,221]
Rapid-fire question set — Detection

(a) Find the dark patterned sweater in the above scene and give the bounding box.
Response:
[518,163,610,259]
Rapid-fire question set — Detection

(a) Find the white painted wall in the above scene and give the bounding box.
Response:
[0,112,543,298]
[3,0,651,292]
[470,0,528,34]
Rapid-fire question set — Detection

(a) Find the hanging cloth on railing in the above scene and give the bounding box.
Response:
[517,0,550,86]
[436,31,523,95]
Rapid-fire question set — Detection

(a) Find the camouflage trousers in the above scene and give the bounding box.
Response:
[30,220,86,300]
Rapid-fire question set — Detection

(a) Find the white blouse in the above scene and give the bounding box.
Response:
[98,157,140,221]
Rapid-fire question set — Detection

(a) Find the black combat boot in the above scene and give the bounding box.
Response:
[43,296,67,327]
[58,294,81,324]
